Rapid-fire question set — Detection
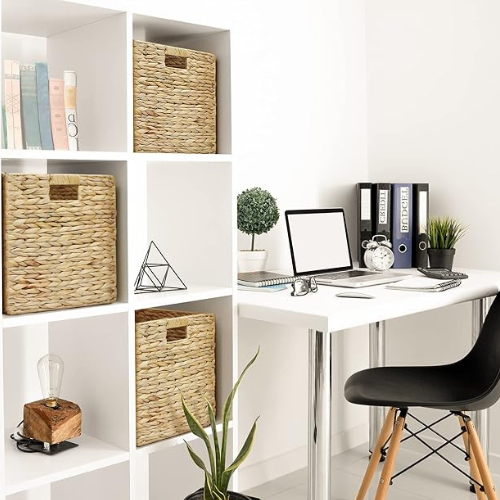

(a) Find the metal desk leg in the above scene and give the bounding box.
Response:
[308,329,332,500]
[472,298,493,463]
[369,321,386,453]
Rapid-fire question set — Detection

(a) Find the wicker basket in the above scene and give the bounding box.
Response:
[135,308,216,446]
[2,173,117,315]
[133,40,216,153]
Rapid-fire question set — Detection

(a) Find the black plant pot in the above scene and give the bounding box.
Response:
[184,488,260,500]
[427,248,456,270]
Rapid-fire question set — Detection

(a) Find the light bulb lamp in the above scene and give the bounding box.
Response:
[23,354,82,454]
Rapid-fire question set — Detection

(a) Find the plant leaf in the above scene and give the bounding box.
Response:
[220,348,260,473]
[206,398,222,486]
[220,417,259,491]
[184,440,209,474]
[204,473,215,500]
[182,397,216,478]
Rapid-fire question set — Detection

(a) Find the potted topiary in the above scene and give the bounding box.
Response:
[182,349,260,500]
[237,187,279,272]
[426,216,467,270]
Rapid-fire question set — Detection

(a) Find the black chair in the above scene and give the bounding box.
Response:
[344,294,500,500]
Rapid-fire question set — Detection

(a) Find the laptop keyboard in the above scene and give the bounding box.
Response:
[317,270,376,280]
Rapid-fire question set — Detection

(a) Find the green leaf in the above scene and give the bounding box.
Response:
[206,398,222,487]
[221,417,259,491]
[184,440,209,474]
[220,348,260,473]
[182,397,216,478]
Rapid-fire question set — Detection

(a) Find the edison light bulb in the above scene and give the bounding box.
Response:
[37,354,64,408]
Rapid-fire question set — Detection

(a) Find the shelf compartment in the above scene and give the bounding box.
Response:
[2,302,129,329]
[136,421,233,456]
[5,432,129,495]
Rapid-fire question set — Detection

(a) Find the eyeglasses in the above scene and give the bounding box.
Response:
[291,277,318,297]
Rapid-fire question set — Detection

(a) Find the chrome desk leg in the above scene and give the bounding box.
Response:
[369,321,386,453]
[308,329,332,500]
[472,297,493,463]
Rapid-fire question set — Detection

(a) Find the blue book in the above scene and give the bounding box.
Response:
[391,183,413,268]
[35,62,54,150]
[20,64,42,149]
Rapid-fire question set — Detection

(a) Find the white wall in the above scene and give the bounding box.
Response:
[365,0,500,467]
[232,0,370,489]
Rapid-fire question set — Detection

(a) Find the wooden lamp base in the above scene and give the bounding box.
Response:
[23,398,82,445]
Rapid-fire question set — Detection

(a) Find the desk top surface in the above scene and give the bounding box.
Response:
[237,269,500,332]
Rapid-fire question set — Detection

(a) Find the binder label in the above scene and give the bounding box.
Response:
[399,186,410,233]
[419,192,428,233]
[379,189,389,224]
[361,189,371,220]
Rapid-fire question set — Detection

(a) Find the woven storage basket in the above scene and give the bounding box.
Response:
[135,308,216,446]
[133,40,216,153]
[2,173,117,315]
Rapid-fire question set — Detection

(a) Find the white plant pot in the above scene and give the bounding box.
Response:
[238,250,268,273]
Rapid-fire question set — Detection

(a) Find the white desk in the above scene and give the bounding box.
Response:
[238,269,500,500]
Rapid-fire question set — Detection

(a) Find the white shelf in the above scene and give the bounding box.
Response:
[136,421,233,456]
[2,302,129,329]
[133,153,232,163]
[133,285,233,310]
[5,433,129,495]
[1,149,128,162]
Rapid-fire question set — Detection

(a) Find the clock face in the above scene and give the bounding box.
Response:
[370,246,394,270]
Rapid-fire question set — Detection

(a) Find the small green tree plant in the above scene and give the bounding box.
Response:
[237,187,279,251]
[182,349,259,500]
[427,216,467,249]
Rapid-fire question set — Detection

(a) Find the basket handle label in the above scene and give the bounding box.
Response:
[164,53,187,69]
[48,175,80,201]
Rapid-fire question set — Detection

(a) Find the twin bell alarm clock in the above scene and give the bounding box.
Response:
[362,235,395,271]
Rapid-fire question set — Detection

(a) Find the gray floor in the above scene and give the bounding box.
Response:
[243,444,499,500]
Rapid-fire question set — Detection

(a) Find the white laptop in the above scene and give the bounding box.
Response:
[285,208,410,288]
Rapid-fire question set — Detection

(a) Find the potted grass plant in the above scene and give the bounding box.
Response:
[182,349,260,500]
[237,187,279,272]
[426,216,467,270]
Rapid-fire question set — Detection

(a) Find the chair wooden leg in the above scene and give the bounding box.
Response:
[458,415,487,500]
[465,417,498,500]
[356,407,398,500]
[374,408,407,500]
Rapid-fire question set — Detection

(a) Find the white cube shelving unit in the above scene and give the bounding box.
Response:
[0,1,235,499]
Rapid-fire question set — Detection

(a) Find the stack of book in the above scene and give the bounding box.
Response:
[3,60,79,151]
[356,183,429,269]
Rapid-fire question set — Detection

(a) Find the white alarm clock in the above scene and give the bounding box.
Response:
[363,235,395,271]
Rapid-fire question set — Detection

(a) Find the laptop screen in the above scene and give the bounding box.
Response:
[285,208,353,276]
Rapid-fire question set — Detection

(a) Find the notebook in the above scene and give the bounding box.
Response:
[237,271,295,287]
[386,277,462,292]
[285,208,410,288]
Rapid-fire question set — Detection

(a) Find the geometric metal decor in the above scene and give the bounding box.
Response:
[134,241,187,293]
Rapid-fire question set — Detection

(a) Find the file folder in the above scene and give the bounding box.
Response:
[412,183,430,268]
[372,183,392,243]
[357,183,372,267]
[392,183,412,268]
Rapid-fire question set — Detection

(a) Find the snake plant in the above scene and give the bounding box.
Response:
[182,348,260,500]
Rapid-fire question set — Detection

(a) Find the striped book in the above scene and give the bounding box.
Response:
[49,78,68,150]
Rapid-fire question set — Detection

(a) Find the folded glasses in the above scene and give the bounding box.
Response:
[291,277,318,297]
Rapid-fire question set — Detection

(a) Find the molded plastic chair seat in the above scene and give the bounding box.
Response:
[345,363,493,411]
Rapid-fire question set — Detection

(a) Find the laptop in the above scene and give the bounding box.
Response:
[285,208,410,288]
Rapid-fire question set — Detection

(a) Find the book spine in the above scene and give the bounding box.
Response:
[64,70,79,151]
[11,61,23,148]
[391,183,413,268]
[4,60,15,149]
[35,62,54,150]
[357,182,372,268]
[2,105,7,149]
[49,78,68,150]
[20,64,42,150]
